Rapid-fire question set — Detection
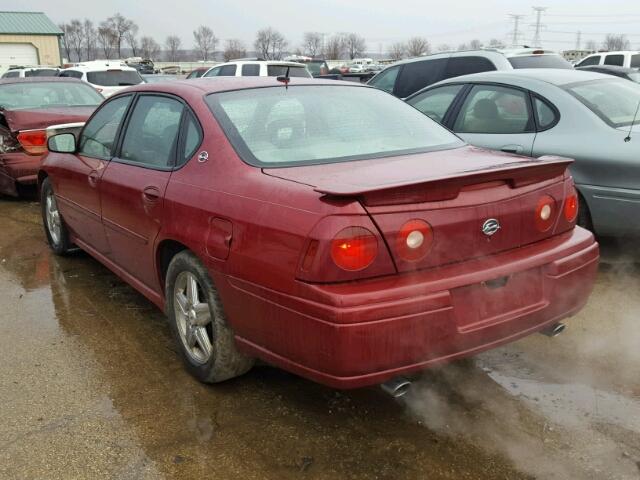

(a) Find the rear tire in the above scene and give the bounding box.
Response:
[41,177,72,255]
[577,193,593,232]
[165,251,254,383]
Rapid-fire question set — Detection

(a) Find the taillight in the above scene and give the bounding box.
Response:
[535,195,556,232]
[330,227,378,271]
[397,219,433,261]
[16,130,47,155]
[564,189,579,222]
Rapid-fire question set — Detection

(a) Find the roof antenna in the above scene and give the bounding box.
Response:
[625,100,640,143]
[277,66,291,90]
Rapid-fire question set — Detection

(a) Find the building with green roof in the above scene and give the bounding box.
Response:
[0,11,63,70]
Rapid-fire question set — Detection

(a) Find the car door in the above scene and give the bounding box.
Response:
[99,93,185,290]
[449,83,536,156]
[53,94,133,254]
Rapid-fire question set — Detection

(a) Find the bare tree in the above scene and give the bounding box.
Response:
[67,19,85,61]
[469,39,483,50]
[105,13,136,58]
[344,33,366,59]
[323,34,345,59]
[457,43,469,51]
[302,32,323,57]
[193,26,217,61]
[97,22,117,59]
[406,37,430,57]
[84,20,97,60]
[165,35,182,62]
[388,42,406,61]
[223,39,246,61]
[59,23,73,61]
[254,27,288,60]
[436,43,451,52]
[602,34,629,51]
[124,23,140,57]
[140,37,160,60]
[585,40,597,51]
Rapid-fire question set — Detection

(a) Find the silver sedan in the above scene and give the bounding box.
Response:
[405,69,640,236]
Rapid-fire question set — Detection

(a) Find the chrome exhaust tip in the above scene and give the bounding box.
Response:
[540,322,566,338]
[380,377,412,398]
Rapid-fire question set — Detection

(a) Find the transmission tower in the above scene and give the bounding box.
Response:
[575,31,582,50]
[508,14,526,47]
[531,7,547,47]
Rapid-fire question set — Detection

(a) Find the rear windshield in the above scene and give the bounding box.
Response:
[0,82,103,110]
[508,55,573,69]
[564,78,640,127]
[25,69,58,77]
[86,70,143,86]
[266,65,311,78]
[206,85,463,167]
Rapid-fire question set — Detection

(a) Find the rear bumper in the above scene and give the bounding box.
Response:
[0,152,42,196]
[224,227,599,389]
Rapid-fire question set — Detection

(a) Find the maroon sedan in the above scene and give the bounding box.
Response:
[0,78,103,196]
[40,78,599,392]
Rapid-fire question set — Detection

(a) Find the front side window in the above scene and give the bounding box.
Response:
[204,67,221,77]
[565,78,640,127]
[2,71,19,78]
[86,70,143,86]
[604,54,625,66]
[454,84,532,134]
[218,65,237,76]
[577,55,600,67]
[119,95,184,168]
[242,64,260,76]
[407,84,464,123]
[206,85,464,167]
[79,95,132,159]
[368,65,400,94]
[0,82,103,110]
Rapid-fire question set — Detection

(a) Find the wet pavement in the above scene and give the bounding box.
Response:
[1,196,639,480]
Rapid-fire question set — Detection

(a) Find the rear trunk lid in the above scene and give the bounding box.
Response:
[265,146,574,272]
[2,106,96,133]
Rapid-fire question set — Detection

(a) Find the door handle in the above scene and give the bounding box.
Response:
[501,145,524,154]
[142,186,161,204]
[88,170,100,187]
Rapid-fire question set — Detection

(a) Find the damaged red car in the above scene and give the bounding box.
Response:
[0,78,103,196]
[40,78,599,393]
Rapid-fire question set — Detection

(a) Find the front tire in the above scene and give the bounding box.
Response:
[165,251,254,383]
[41,177,72,255]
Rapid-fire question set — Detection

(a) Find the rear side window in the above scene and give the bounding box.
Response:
[534,97,558,130]
[454,84,532,134]
[181,112,202,164]
[632,54,640,68]
[79,95,132,159]
[508,55,572,69]
[604,54,625,66]
[120,95,184,168]
[368,65,400,94]
[266,65,310,78]
[218,64,237,76]
[395,58,448,98]
[576,55,600,67]
[407,84,464,123]
[444,57,496,79]
[59,70,83,79]
[242,64,260,76]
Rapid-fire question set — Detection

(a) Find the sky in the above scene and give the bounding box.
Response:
[17,0,640,53]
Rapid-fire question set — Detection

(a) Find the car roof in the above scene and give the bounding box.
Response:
[0,77,84,86]
[428,68,611,88]
[385,48,562,68]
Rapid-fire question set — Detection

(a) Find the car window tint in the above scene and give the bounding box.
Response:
[454,84,531,134]
[78,95,132,159]
[632,54,640,68]
[368,65,400,93]
[407,84,464,123]
[534,97,557,130]
[444,57,496,79]
[182,112,202,164]
[266,65,310,77]
[120,96,184,168]
[577,55,600,67]
[604,54,624,66]
[242,64,260,76]
[395,58,448,98]
[218,65,237,76]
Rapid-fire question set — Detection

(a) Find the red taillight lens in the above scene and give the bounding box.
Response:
[397,219,433,261]
[330,227,378,271]
[16,130,47,155]
[564,189,579,222]
[535,195,556,232]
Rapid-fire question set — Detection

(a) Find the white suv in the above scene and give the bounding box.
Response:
[58,61,144,97]
[201,60,311,78]
[1,66,59,78]
[575,50,640,69]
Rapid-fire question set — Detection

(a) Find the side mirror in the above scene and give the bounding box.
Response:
[47,133,76,154]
